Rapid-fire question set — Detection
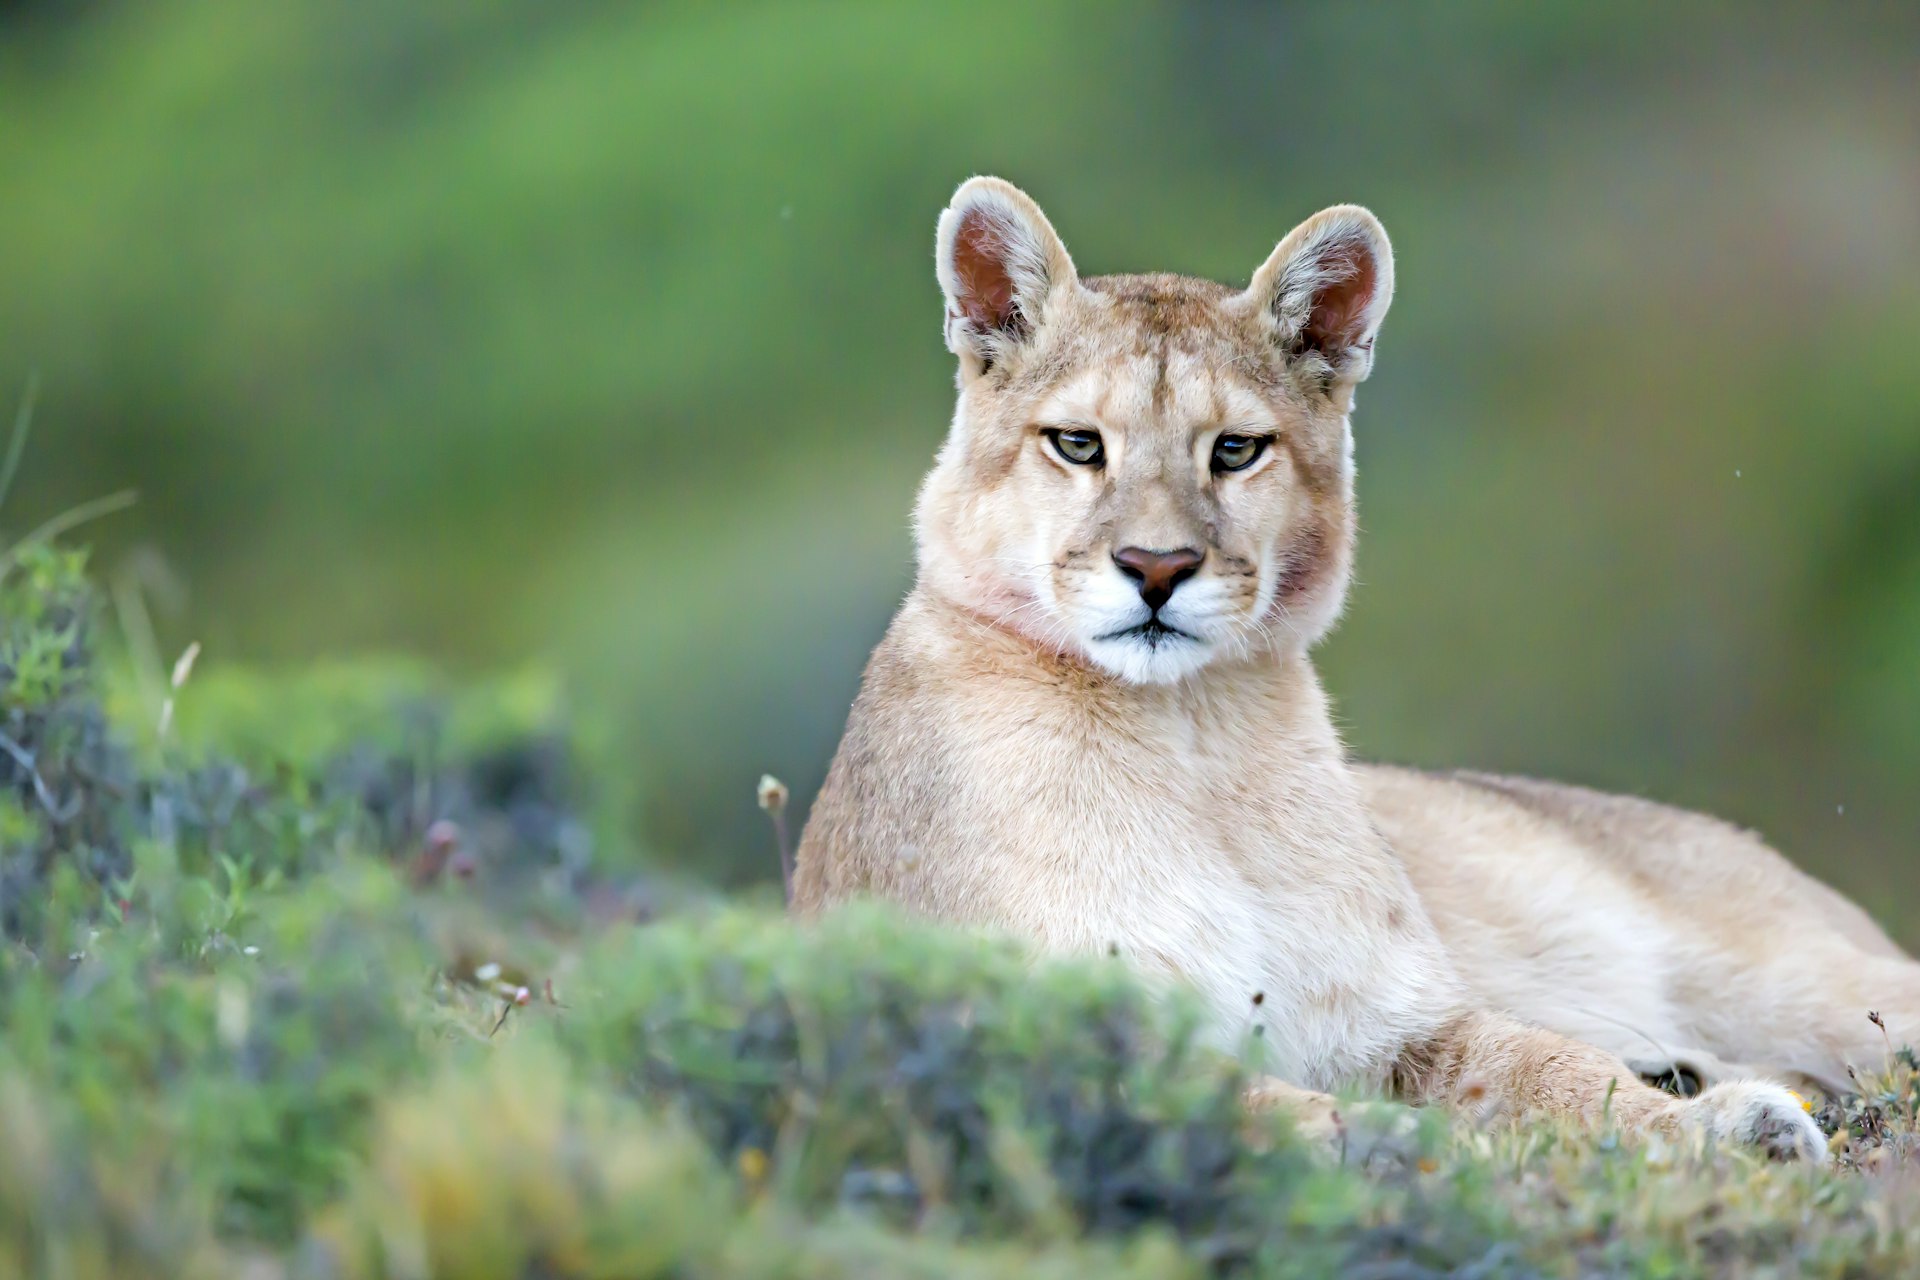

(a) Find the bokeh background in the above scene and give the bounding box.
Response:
[4,3,1917,925]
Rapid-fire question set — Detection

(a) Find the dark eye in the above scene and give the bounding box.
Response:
[1045,427,1105,466]
[1211,433,1269,473]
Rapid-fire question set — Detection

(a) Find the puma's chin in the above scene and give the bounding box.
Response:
[1083,622,1217,685]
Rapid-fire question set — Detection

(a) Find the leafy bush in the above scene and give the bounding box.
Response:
[564,908,1319,1253]
[309,1043,1209,1280]
[309,1043,735,1280]
[0,1072,227,1280]
[1,542,126,940]
[1,539,601,944]
[0,543,582,1241]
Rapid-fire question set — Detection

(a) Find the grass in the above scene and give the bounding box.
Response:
[9,540,1920,1277]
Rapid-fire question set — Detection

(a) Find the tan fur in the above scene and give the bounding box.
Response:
[793,176,1836,1161]
[1366,766,1917,1096]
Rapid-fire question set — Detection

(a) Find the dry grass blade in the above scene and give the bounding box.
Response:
[0,488,139,583]
[0,374,37,517]
[758,774,793,901]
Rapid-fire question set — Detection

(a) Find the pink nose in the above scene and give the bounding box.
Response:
[1112,546,1204,611]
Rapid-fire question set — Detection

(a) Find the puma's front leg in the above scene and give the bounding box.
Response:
[1395,1011,1826,1162]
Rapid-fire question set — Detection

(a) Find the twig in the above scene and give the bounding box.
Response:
[758,774,794,903]
[0,728,76,823]
[490,1001,515,1037]
[487,980,533,1035]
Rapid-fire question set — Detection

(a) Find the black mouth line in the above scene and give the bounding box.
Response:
[1096,619,1197,646]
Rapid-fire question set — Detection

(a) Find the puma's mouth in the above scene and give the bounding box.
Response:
[1098,618,1197,646]
[1083,614,1216,684]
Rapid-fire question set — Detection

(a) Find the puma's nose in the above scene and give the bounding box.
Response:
[1112,546,1204,611]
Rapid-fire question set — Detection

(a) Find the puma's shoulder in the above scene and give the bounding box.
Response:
[791,592,1082,917]
[790,601,951,915]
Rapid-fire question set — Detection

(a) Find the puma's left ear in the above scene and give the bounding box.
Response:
[1243,205,1393,387]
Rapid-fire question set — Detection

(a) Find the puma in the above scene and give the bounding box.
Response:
[791,176,1872,1161]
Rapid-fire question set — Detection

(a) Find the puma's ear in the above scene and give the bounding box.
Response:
[935,176,1077,370]
[1244,205,1394,388]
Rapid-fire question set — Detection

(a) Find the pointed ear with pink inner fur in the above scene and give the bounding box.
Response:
[1244,205,1394,389]
[935,177,1077,372]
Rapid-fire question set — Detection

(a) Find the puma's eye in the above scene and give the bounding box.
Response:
[1045,427,1105,466]
[1211,433,1269,474]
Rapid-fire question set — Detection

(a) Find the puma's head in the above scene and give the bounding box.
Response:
[913,176,1392,684]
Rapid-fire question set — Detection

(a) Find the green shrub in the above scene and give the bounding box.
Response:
[0,1073,226,1280]
[1,542,129,941]
[564,907,1287,1242]
[305,1040,1210,1280]
[5,865,432,1242]
[0,540,593,1243]
[306,1042,733,1280]
[1,541,598,949]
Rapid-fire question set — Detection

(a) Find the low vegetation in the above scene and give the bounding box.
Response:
[6,542,1920,1278]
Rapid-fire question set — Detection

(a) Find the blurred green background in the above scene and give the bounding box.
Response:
[4,2,1917,921]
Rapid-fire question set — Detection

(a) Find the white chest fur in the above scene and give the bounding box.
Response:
[927,665,1461,1091]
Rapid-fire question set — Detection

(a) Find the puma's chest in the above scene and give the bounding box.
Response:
[945,719,1444,1087]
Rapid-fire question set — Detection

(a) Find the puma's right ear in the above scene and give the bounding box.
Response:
[935,177,1077,371]
[1244,205,1394,388]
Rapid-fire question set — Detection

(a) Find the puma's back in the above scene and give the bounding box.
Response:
[1363,763,1914,1091]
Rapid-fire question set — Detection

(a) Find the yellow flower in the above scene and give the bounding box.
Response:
[737,1147,770,1183]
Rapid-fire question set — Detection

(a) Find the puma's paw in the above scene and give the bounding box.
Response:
[1242,1079,1421,1169]
[1326,1097,1425,1170]
[1242,1077,1345,1147]
[1688,1080,1827,1162]
[1625,1051,1718,1097]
